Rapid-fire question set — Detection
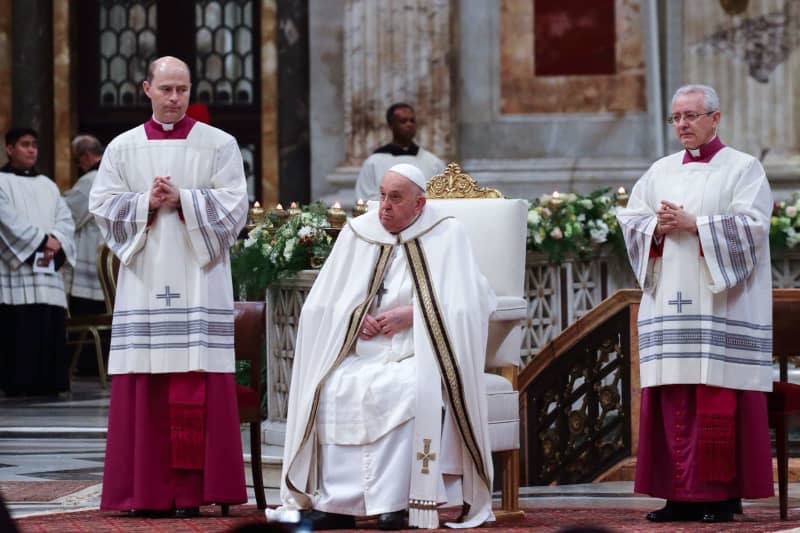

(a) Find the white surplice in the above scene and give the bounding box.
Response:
[617,147,773,392]
[89,121,248,374]
[0,171,76,307]
[62,169,104,301]
[355,150,445,201]
[280,204,496,529]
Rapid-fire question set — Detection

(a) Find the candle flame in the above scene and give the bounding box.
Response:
[617,187,626,195]
[356,198,365,205]
[275,203,284,210]
[290,201,298,208]
[552,191,560,199]
[253,201,261,208]
[333,202,342,209]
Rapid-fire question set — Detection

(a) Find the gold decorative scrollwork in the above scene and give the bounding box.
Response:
[426,162,503,199]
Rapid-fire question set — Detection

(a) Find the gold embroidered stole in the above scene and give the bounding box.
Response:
[403,238,490,491]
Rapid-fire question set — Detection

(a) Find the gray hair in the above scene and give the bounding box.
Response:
[671,84,720,112]
[71,134,104,157]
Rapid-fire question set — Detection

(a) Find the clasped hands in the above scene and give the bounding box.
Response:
[655,200,697,237]
[149,176,180,210]
[40,235,61,264]
[359,305,413,340]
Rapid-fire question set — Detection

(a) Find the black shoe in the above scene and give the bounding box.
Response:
[645,501,701,522]
[724,497,743,514]
[174,506,200,518]
[377,510,405,530]
[301,509,356,530]
[125,509,173,518]
[700,502,734,523]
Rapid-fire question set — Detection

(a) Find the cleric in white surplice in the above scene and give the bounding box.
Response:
[278,164,496,530]
[90,56,248,517]
[617,84,773,524]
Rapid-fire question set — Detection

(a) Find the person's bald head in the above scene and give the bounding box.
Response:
[378,171,426,233]
[143,56,191,123]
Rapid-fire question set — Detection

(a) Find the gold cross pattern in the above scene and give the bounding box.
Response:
[416,438,437,474]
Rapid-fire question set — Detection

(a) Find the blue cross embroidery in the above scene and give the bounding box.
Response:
[668,291,692,313]
[156,285,181,307]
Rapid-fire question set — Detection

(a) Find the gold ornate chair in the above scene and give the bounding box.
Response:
[66,244,120,388]
[426,163,527,519]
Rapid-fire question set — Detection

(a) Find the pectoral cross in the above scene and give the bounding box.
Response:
[416,438,436,474]
[156,285,181,307]
[375,280,388,308]
[668,291,692,313]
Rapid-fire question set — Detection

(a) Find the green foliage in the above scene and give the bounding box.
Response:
[526,188,627,263]
[231,202,333,299]
[770,195,800,252]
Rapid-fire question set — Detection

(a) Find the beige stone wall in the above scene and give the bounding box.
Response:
[499,0,646,114]
[684,0,800,159]
[343,0,453,165]
[0,0,11,166]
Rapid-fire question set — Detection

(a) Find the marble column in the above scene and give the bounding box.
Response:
[683,0,800,181]
[261,0,279,208]
[12,0,54,179]
[343,0,453,167]
[0,0,11,164]
[277,0,311,205]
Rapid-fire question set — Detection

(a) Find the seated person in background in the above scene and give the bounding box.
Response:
[279,163,496,530]
[355,103,445,201]
[63,134,107,375]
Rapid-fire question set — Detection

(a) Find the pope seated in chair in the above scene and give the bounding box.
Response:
[277,164,497,530]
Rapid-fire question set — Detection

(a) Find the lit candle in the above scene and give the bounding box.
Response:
[271,203,290,226]
[550,191,563,208]
[616,186,629,206]
[351,198,368,218]
[248,201,265,226]
[288,201,302,217]
[326,202,347,228]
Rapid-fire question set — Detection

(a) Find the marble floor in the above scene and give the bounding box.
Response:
[2,377,799,530]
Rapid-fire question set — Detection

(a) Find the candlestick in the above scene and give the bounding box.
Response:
[326,202,347,228]
[616,187,629,207]
[271,203,290,226]
[247,201,265,227]
[351,198,368,218]
[288,201,302,217]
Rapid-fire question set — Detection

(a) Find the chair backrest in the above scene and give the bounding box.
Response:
[234,301,266,393]
[95,244,121,314]
[426,164,528,367]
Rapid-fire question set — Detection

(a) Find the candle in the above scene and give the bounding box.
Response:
[326,202,347,228]
[248,201,265,226]
[351,198,368,218]
[271,203,290,226]
[288,201,302,217]
[550,191,563,208]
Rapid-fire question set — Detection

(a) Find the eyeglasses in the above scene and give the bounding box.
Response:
[666,111,715,125]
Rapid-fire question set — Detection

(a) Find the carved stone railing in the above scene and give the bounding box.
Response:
[264,250,800,433]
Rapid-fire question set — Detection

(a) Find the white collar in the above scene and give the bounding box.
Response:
[151,114,186,131]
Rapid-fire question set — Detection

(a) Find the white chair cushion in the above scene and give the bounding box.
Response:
[490,296,526,321]
[483,373,520,452]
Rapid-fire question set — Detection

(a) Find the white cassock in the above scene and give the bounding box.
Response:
[62,168,104,301]
[89,119,248,374]
[280,204,496,529]
[355,149,445,201]
[617,145,773,392]
[0,170,76,307]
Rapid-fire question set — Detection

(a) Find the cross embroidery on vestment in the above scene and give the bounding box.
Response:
[416,438,436,474]
[375,280,388,308]
[668,291,692,313]
[156,285,181,307]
